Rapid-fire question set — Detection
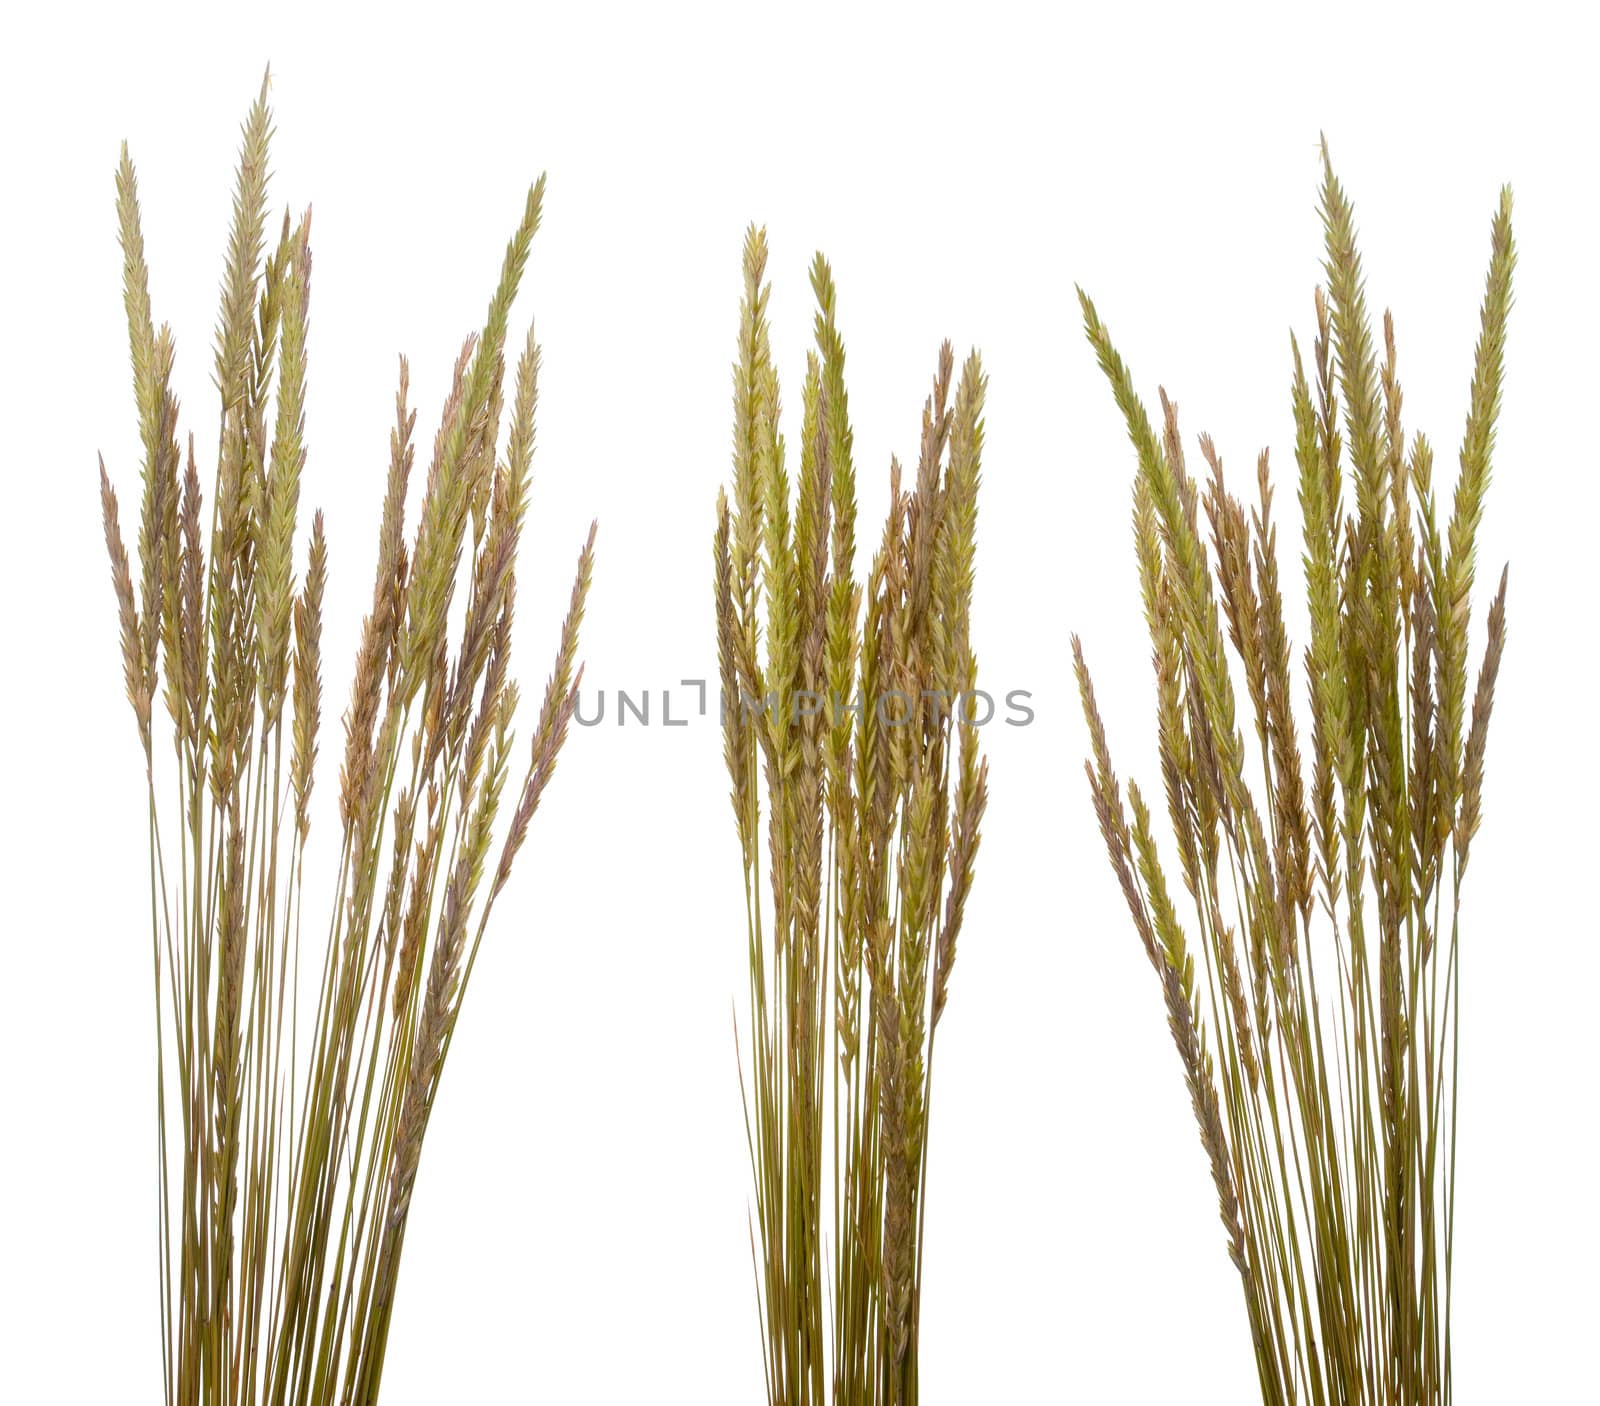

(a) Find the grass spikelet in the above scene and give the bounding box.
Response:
[257,211,311,724]
[291,510,326,841]
[214,69,274,419]
[100,456,149,754]
[1074,149,1515,1404]
[1456,566,1507,872]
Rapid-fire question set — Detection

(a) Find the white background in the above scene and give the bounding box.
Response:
[2,2,1595,1400]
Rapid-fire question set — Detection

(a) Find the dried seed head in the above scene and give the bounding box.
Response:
[291,510,326,841]
[1457,566,1508,871]
[100,458,149,755]
[257,212,312,724]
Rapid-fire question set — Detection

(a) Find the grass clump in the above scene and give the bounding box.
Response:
[715,229,989,1406]
[99,73,594,1406]
[1073,144,1513,1404]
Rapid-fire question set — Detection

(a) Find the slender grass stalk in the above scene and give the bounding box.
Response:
[1073,144,1513,1404]
[716,230,990,1406]
[99,72,595,1405]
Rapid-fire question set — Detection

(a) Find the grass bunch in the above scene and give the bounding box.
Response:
[715,229,989,1406]
[1072,146,1513,1404]
[99,74,594,1406]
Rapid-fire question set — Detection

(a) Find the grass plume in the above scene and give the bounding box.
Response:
[99,73,594,1406]
[1073,144,1514,1404]
[717,230,989,1406]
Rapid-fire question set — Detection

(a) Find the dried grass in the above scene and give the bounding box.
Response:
[716,230,988,1406]
[99,71,594,1405]
[1074,143,1514,1403]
